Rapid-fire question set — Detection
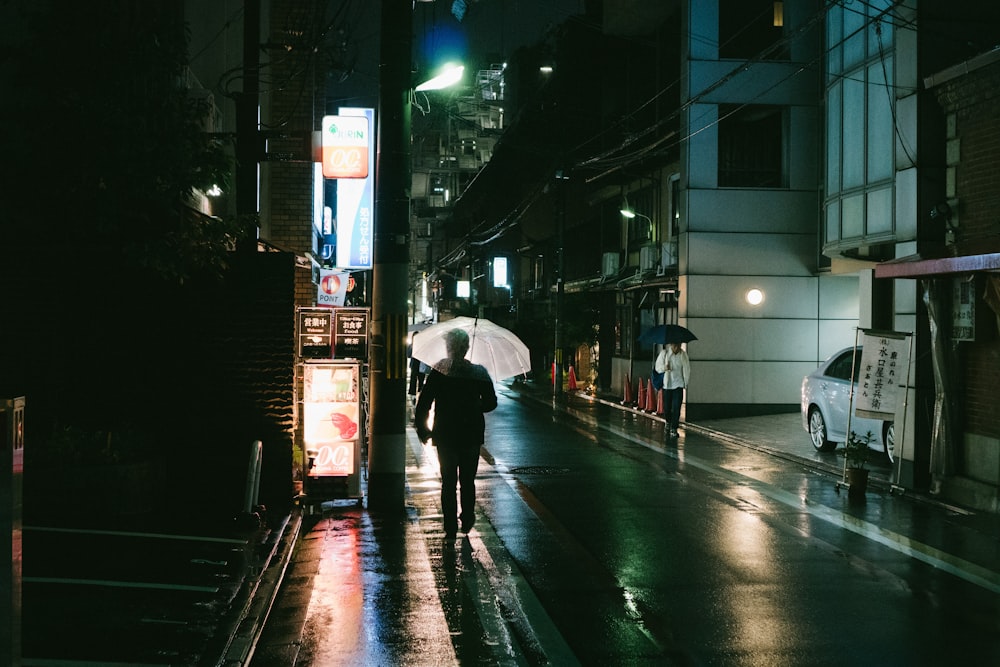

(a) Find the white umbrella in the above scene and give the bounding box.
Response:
[410,316,531,381]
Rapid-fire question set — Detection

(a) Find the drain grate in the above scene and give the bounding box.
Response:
[508,465,570,475]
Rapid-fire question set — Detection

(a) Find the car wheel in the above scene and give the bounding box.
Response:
[882,422,895,464]
[808,408,836,452]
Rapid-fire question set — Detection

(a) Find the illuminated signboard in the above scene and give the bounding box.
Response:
[333,308,369,360]
[336,107,375,269]
[303,363,359,477]
[321,114,369,179]
[297,309,333,359]
[493,256,507,287]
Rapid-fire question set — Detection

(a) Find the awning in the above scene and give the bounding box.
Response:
[874,243,1000,279]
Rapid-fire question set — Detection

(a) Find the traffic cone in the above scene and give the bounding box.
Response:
[655,388,665,416]
[621,374,633,405]
[568,366,578,391]
[636,376,646,410]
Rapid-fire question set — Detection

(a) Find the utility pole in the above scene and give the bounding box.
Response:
[236,0,261,246]
[553,169,567,395]
[367,0,411,512]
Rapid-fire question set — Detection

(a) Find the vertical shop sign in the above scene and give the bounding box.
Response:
[952,276,976,341]
[335,107,375,269]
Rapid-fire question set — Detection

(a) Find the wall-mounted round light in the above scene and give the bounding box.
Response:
[745,288,764,306]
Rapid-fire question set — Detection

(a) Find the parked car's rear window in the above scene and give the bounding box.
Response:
[826,349,857,381]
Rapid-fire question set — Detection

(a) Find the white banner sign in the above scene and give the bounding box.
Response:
[855,331,910,420]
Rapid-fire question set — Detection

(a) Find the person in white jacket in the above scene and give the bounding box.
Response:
[653,342,690,436]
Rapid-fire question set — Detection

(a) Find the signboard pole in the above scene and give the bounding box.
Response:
[890,334,915,494]
[837,328,913,491]
[839,328,863,487]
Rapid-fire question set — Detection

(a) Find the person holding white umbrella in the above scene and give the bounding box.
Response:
[414,328,498,539]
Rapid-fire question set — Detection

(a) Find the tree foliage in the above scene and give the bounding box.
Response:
[1,1,243,283]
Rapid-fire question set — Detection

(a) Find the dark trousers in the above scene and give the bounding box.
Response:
[665,387,684,428]
[436,444,480,533]
[408,367,425,396]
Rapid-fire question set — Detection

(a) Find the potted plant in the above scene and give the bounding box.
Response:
[844,430,874,498]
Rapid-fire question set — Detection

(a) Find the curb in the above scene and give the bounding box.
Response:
[217,509,303,666]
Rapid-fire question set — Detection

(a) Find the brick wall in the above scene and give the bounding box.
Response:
[951,62,1000,243]
[964,339,1000,438]
[939,59,1000,441]
[266,0,325,313]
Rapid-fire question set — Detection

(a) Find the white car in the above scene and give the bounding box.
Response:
[800,346,895,463]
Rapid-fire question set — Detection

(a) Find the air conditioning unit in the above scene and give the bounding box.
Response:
[640,246,658,271]
[602,252,619,277]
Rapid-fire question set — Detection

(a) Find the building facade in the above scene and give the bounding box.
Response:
[439,0,1000,511]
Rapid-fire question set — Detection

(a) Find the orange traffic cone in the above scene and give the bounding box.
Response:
[655,388,665,416]
[645,379,656,412]
[568,366,578,391]
[621,374,633,405]
[636,376,646,410]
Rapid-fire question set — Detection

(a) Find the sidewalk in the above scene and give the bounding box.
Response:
[236,384,1000,666]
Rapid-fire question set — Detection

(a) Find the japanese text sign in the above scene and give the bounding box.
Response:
[856,331,910,421]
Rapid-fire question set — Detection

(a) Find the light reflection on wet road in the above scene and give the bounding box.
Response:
[255,385,1000,666]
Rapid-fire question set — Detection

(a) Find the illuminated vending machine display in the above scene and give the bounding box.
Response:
[303,362,362,500]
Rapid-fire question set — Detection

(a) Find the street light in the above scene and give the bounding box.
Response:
[621,207,653,238]
[619,207,650,221]
[415,63,465,92]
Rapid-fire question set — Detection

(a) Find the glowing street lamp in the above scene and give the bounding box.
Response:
[619,207,650,221]
[415,63,465,92]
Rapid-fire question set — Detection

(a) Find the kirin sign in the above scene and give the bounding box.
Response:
[321,115,369,179]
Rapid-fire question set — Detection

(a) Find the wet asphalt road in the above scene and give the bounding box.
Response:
[252,385,1000,666]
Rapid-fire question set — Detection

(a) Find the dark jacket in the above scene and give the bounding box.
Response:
[414,359,497,448]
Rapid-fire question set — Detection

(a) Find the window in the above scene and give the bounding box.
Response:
[823,1,896,246]
[492,256,508,287]
[625,189,654,246]
[718,105,785,188]
[826,348,861,382]
[720,0,787,60]
[615,292,630,356]
[670,175,680,239]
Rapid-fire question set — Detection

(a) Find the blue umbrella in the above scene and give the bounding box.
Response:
[638,324,697,346]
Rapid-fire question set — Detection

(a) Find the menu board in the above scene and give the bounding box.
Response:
[333,308,369,360]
